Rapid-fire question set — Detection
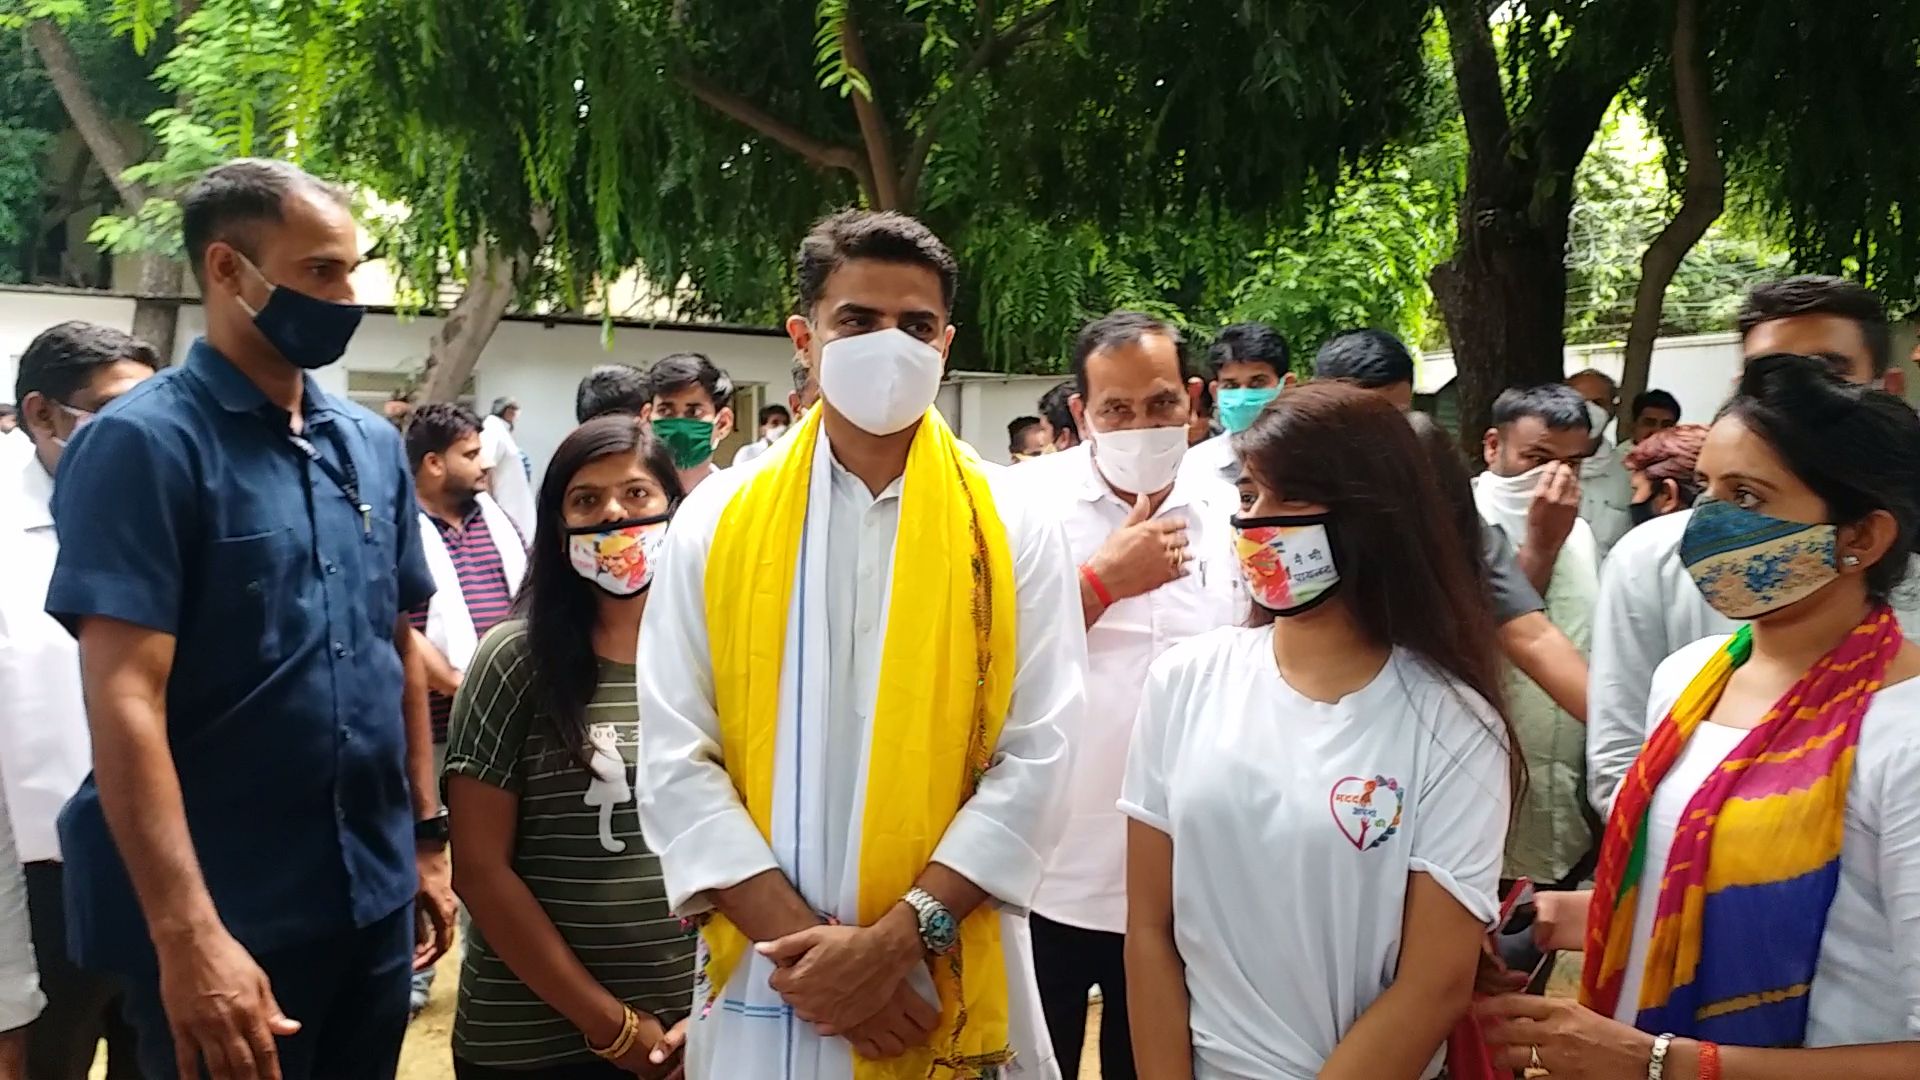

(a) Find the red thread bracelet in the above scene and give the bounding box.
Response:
[1079,564,1116,608]
[1697,1041,1721,1080]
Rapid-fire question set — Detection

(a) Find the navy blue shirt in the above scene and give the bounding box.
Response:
[46,340,435,974]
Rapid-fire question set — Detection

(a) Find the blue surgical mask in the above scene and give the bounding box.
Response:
[237,255,365,370]
[1215,386,1281,434]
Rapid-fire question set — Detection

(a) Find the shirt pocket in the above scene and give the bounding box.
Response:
[201,530,294,660]
[363,516,400,639]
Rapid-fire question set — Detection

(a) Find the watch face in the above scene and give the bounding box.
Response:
[924,907,960,954]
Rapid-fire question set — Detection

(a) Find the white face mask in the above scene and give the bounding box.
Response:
[1584,400,1611,439]
[1090,424,1187,495]
[1473,461,1549,536]
[817,327,946,436]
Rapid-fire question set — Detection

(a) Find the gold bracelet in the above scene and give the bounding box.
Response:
[588,1005,639,1061]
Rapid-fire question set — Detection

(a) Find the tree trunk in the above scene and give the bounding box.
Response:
[417,210,551,403]
[131,256,183,362]
[1430,205,1575,448]
[1616,0,1722,429]
[30,17,188,360]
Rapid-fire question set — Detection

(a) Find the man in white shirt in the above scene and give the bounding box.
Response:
[637,210,1084,1080]
[1,783,46,1080]
[479,397,537,540]
[1178,322,1291,490]
[1473,384,1599,889]
[1016,311,1243,1080]
[732,403,793,467]
[1587,275,1920,812]
[1566,368,1635,557]
[0,322,155,1079]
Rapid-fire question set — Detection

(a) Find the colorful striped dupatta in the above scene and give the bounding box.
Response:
[1581,605,1902,1045]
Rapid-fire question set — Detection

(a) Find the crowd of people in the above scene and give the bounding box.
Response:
[1,155,1918,1080]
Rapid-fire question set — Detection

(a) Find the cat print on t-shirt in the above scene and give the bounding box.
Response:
[584,722,634,853]
[1328,774,1404,852]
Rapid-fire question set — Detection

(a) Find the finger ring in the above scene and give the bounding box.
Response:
[1523,1044,1548,1077]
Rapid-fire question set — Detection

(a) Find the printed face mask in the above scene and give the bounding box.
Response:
[567,513,672,597]
[1215,386,1281,434]
[236,254,365,370]
[1679,498,1840,619]
[651,417,718,469]
[1232,513,1341,616]
[817,327,945,436]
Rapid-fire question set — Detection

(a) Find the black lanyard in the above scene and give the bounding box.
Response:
[286,430,372,537]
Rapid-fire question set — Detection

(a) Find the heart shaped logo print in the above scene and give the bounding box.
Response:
[1328,774,1404,852]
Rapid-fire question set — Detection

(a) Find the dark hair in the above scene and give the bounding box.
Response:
[1071,311,1184,397]
[648,352,734,411]
[1720,354,1920,601]
[0,404,13,419]
[404,402,482,472]
[1007,415,1044,454]
[1038,381,1076,438]
[180,159,349,286]
[1208,322,1289,381]
[1632,389,1682,421]
[758,403,791,427]
[790,359,812,396]
[1491,383,1591,433]
[1232,383,1514,784]
[1313,329,1415,389]
[1623,423,1707,507]
[796,209,958,314]
[1738,275,1890,376]
[520,415,687,762]
[1405,411,1490,598]
[15,321,160,406]
[575,363,651,423]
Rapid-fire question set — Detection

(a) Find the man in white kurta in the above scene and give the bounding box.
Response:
[637,209,1085,1080]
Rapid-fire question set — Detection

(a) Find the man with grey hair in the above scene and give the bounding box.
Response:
[479,394,534,540]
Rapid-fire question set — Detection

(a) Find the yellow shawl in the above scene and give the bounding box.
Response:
[701,404,1017,1079]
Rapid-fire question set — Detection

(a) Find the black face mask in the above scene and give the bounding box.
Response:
[238,254,365,370]
[1629,498,1658,527]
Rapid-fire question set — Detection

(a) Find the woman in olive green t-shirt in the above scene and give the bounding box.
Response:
[444,416,693,1079]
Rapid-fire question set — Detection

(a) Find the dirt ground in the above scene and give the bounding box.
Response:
[97,955,1577,1079]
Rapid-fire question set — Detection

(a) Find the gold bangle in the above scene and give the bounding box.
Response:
[588,1005,639,1060]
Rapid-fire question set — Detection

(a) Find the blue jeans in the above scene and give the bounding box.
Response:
[122,903,413,1080]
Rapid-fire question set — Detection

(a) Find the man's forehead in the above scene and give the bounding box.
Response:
[817,259,946,317]
[1088,336,1182,395]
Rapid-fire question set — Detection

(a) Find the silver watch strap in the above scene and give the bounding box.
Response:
[1649,1033,1674,1080]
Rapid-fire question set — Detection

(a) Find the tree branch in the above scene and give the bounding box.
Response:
[899,1,1056,208]
[1618,0,1723,424]
[27,19,150,209]
[839,6,901,210]
[1436,0,1513,178]
[674,67,867,180]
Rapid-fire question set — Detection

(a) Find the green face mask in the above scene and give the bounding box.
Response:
[651,416,717,469]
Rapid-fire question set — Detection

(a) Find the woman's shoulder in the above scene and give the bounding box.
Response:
[1390,652,1509,753]
[1650,634,1736,701]
[1149,624,1268,685]
[470,619,535,677]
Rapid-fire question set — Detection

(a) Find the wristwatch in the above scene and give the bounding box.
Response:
[903,887,959,956]
[415,807,451,847]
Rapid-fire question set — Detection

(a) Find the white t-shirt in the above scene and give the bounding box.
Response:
[1618,636,1920,1045]
[1120,627,1511,1080]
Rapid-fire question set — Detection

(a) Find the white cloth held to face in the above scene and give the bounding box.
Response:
[1089,424,1187,496]
[817,328,945,436]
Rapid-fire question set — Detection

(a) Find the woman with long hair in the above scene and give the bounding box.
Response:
[1123,382,1516,1079]
[444,415,694,1078]
[1482,354,1920,1078]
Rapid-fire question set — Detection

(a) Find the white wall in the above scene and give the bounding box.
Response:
[0,285,1077,471]
[1414,331,1746,429]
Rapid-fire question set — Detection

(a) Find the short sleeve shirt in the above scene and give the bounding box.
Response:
[1481,520,1546,624]
[45,341,434,973]
[445,622,695,1068]
[1120,627,1510,1079]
